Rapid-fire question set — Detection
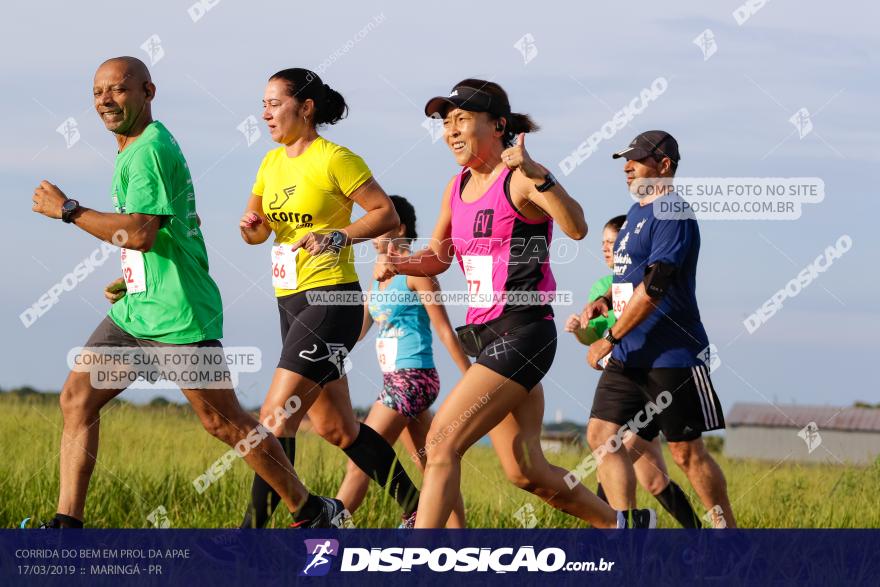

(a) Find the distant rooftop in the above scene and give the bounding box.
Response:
[728,403,880,433]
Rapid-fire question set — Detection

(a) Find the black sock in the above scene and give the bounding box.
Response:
[655,481,702,528]
[241,436,296,529]
[293,493,324,523]
[343,423,419,516]
[596,482,608,504]
[53,514,83,528]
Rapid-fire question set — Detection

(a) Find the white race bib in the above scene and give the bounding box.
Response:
[120,248,146,294]
[271,245,298,290]
[462,255,493,309]
[612,282,634,319]
[375,337,398,373]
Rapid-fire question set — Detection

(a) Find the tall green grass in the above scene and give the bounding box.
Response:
[1,394,877,528]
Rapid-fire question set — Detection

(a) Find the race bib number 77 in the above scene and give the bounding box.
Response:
[462,255,493,309]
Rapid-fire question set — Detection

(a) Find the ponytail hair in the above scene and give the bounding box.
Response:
[453,78,540,147]
[502,112,539,147]
[270,68,348,127]
[317,83,347,126]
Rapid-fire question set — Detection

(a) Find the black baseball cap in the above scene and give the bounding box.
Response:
[424,85,510,118]
[612,130,681,162]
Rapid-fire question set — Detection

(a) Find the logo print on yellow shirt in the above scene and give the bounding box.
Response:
[269,185,296,210]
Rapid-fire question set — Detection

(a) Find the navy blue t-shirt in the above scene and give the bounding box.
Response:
[610,193,709,368]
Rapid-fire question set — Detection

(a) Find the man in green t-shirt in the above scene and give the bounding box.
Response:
[30,57,314,528]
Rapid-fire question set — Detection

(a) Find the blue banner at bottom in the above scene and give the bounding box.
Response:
[2,529,877,586]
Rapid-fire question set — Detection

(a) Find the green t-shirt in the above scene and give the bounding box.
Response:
[108,121,223,343]
[577,274,617,345]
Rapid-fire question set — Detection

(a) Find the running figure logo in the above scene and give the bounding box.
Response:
[513,33,538,65]
[237,115,262,147]
[139,34,165,66]
[692,29,718,61]
[300,539,339,576]
[56,117,80,149]
[789,108,814,139]
[798,422,822,454]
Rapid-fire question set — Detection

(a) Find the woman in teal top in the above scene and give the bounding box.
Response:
[369,273,436,372]
[335,195,470,527]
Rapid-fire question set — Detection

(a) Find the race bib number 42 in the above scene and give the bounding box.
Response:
[120,248,146,294]
[612,282,634,319]
[272,245,298,290]
[462,255,493,309]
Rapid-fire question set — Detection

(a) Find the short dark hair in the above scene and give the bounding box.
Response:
[388,195,417,241]
[605,215,627,232]
[654,154,678,176]
[269,68,347,126]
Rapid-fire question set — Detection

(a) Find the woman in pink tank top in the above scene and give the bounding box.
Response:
[377,79,656,529]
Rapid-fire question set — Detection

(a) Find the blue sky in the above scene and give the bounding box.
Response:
[1,1,876,422]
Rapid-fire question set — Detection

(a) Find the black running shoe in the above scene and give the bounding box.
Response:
[289,498,351,529]
[616,508,657,528]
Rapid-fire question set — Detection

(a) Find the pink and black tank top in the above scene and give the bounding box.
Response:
[449,167,556,325]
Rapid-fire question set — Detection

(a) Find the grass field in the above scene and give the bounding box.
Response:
[2,393,878,529]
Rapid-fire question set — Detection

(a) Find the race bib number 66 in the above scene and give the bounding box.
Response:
[272,245,298,290]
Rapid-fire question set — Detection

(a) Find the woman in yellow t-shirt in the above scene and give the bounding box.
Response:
[238,68,420,528]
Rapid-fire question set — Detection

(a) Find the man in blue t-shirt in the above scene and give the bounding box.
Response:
[582,131,735,528]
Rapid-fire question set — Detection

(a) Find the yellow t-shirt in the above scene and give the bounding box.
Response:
[252,137,372,296]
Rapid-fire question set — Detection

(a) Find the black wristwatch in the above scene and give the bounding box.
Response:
[61,199,81,224]
[326,230,347,253]
[534,172,558,193]
[603,328,621,346]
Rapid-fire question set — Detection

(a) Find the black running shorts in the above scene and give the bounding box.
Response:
[475,318,557,392]
[590,365,661,441]
[276,282,363,385]
[592,358,725,442]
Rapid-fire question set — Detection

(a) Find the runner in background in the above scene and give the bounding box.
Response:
[238,68,421,528]
[566,215,702,528]
[379,79,655,529]
[566,216,627,346]
[335,195,468,528]
[584,130,734,528]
